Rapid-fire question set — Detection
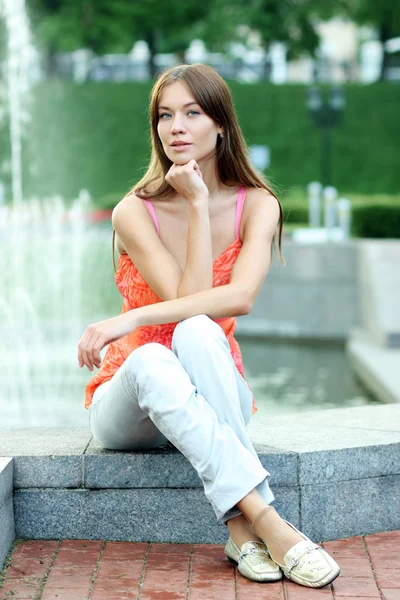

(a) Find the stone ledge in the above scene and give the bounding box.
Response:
[13,486,299,545]
[1,404,400,544]
[0,458,14,571]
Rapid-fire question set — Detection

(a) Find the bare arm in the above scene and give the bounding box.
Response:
[133,189,280,326]
[112,193,214,301]
[112,195,183,301]
[177,197,213,297]
[78,189,281,371]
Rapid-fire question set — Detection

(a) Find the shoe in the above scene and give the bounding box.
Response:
[224,535,283,582]
[251,507,341,588]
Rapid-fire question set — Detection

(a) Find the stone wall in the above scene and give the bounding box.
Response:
[236,241,359,340]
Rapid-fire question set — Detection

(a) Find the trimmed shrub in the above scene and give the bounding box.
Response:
[352,205,400,238]
[5,80,398,201]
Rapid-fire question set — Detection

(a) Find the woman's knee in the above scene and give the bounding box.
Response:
[124,343,174,411]
[125,342,170,378]
[172,314,224,352]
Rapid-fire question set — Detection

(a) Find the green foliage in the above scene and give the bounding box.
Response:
[281,191,400,238]
[16,80,400,202]
[243,0,337,59]
[352,205,400,238]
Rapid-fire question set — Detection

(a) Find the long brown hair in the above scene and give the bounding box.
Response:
[112,63,284,273]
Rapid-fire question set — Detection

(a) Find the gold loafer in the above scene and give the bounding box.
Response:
[252,508,340,588]
[224,535,282,582]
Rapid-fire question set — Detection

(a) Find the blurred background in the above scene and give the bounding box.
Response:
[0,0,399,428]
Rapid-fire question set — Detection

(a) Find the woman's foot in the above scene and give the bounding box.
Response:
[225,514,282,583]
[250,506,340,588]
[251,506,305,564]
[227,513,264,548]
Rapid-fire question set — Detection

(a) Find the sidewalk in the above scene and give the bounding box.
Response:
[0,530,398,600]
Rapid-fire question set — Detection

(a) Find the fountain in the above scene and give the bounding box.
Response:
[0,2,375,429]
[0,0,119,427]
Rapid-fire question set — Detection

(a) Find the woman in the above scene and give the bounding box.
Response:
[78,63,340,588]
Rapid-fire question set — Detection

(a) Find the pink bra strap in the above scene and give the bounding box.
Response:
[143,199,160,237]
[235,186,246,239]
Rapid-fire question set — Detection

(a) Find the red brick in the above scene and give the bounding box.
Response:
[95,559,143,579]
[374,568,400,588]
[332,576,381,597]
[331,556,374,578]
[59,540,103,552]
[52,550,100,568]
[44,569,93,589]
[284,579,333,599]
[188,578,235,599]
[192,544,225,559]
[102,542,147,561]
[365,531,400,544]
[11,541,58,560]
[381,590,400,600]
[5,557,49,579]
[149,543,191,554]
[41,590,89,600]
[91,593,136,600]
[236,576,285,599]
[141,593,187,600]
[0,578,41,600]
[322,537,367,559]
[90,578,139,593]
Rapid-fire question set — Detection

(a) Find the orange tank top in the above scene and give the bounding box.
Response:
[85,186,257,415]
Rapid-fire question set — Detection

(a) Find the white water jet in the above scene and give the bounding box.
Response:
[1,0,35,203]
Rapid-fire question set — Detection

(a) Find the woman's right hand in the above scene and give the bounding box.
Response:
[165,159,209,203]
[77,311,138,372]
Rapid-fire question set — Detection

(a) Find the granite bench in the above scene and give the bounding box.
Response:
[1,403,399,571]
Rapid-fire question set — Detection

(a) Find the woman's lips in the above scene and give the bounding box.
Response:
[171,144,191,151]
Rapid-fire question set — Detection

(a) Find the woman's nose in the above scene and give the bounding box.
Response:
[170,115,186,133]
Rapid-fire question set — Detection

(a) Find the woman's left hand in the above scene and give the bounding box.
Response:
[77,312,137,372]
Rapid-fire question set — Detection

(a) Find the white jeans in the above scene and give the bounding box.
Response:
[88,314,275,524]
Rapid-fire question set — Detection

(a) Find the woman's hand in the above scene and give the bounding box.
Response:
[77,312,137,372]
[165,159,209,202]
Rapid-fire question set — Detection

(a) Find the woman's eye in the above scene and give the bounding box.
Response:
[159,110,200,119]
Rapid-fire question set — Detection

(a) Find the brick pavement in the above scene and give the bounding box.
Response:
[0,530,398,599]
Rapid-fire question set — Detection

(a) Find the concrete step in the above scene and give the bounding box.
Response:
[1,404,399,560]
[358,240,400,348]
[0,458,14,571]
[347,327,400,404]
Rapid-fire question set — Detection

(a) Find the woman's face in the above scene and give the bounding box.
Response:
[157,81,221,165]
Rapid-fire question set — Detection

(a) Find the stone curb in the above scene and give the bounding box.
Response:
[0,458,15,571]
[1,425,400,545]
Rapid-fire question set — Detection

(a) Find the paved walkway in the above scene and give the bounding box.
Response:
[0,530,398,600]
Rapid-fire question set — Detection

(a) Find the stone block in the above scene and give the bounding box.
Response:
[14,485,299,544]
[85,442,202,489]
[13,456,83,489]
[0,496,15,572]
[301,474,400,542]
[85,438,296,489]
[299,444,400,485]
[255,446,298,487]
[0,428,92,456]
[0,457,13,508]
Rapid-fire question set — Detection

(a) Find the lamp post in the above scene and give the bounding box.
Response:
[306,86,345,187]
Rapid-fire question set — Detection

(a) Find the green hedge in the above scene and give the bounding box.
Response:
[281,192,400,238]
[2,80,399,201]
[352,205,400,238]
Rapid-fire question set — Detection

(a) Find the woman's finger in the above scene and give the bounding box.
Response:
[90,334,105,369]
[79,328,97,371]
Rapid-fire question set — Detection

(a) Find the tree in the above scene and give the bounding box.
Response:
[28,0,243,78]
[28,0,139,76]
[336,0,400,80]
[239,0,337,77]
